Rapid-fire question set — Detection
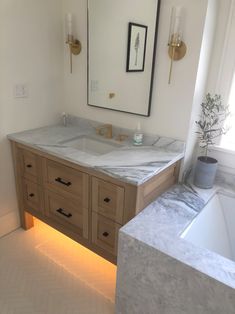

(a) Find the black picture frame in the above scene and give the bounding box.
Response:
[126,22,148,72]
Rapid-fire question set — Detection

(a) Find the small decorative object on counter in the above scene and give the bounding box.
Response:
[133,122,144,146]
[62,112,68,127]
[194,93,230,189]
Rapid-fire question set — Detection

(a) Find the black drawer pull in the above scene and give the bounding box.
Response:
[55,177,72,187]
[56,208,72,218]
[26,164,32,168]
[29,193,35,198]
[103,197,111,203]
[102,232,109,237]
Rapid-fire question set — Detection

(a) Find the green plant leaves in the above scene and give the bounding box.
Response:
[195,93,230,156]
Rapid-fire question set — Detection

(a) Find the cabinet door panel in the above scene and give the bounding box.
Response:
[92,177,124,224]
[19,149,41,183]
[92,212,121,255]
[23,179,43,213]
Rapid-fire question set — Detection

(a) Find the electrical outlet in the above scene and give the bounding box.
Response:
[14,84,28,98]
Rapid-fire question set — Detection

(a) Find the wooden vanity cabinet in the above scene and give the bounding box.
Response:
[11,141,181,264]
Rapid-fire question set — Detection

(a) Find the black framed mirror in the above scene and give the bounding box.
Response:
[87,0,161,116]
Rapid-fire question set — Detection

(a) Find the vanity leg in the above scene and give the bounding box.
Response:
[21,211,34,230]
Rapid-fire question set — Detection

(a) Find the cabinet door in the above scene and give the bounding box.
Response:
[43,159,89,207]
[44,190,88,239]
[23,179,43,213]
[92,177,124,224]
[20,149,41,183]
[92,212,121,255]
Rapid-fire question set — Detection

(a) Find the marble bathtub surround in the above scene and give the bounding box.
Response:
[215,167,235,192]
[8,115,185,185]
[116,184,235,313]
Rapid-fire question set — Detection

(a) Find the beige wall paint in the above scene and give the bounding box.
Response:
[0,0,64,235]
[63,0,209,141]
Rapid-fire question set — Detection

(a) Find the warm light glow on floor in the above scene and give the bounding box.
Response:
[33,218,116,302]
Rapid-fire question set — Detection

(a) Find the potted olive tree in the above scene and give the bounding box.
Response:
[194,93,230,189]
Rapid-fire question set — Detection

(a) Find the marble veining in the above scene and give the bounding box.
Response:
[7,116,184,185]
[158,184,204,211]
[94,158,172,184]
[116,184,235,313]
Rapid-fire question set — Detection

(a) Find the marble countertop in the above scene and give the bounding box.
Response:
[8,116,184,185]
[120,184,235,289]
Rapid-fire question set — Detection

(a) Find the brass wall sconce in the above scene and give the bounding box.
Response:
[65,13,82,73]
[168,7,187,84]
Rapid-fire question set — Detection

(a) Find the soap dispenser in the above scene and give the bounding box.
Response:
[133,122,144,146]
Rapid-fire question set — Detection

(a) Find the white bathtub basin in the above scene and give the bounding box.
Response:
[181,192,235,261]
[59,135,122,155]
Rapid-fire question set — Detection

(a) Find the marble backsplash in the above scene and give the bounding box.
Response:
[215,167,235,191]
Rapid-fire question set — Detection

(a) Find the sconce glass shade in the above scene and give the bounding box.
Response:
[65,13,82,73]
[65,13,73,41]
[168,7,183,47]
[167,6,186,84]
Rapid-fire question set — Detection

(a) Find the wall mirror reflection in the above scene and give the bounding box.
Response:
[88,0,161,116]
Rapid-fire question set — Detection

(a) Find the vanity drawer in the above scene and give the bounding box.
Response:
[92,177,124,224]
[23,179,43,213]
[43,159,89,205]
[44,190,88,239]
[92,213,121,255]
[20,149,40,181]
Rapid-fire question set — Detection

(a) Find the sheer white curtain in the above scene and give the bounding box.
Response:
[221,74,235,149]
[217,0,235,150]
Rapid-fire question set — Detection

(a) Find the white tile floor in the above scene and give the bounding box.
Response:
[0,219,116,314]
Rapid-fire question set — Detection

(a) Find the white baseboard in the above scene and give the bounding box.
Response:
[0,211,20,238]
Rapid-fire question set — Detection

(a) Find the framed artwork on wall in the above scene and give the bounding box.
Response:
[126,22,148,72]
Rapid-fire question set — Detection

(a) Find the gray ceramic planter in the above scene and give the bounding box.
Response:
[194,156,218,189]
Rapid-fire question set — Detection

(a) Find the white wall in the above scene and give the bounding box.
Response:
[62,0,209,141]
[0,0,64,236]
